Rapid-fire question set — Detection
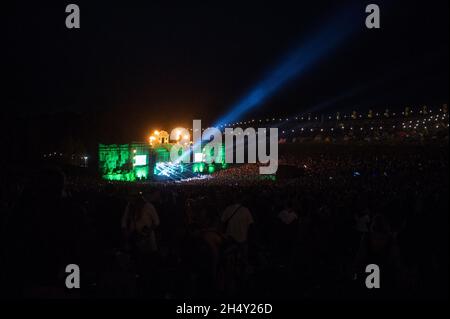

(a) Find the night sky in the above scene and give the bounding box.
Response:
[4,1,449,142]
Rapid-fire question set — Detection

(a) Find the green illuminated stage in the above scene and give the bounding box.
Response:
[98,143,150,181]
[98,142,226,181]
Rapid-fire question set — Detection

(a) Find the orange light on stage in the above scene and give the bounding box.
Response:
[149,135,156,145]
[173,129,182,141]
[170,127,190,145]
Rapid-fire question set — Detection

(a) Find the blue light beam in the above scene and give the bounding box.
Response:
[215,5,360,127]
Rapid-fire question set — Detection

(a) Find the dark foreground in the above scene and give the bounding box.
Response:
[0,144,448,300]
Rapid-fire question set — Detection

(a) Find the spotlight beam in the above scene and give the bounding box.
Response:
[215,5,360,127]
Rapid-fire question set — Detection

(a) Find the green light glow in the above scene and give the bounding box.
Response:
[203,143,226,164]
[154,145,171,162]
[99,143,150,181]
[260,175,276,181]
[99,142,227,181]
[135,166,149,180]
[192,162,206,173]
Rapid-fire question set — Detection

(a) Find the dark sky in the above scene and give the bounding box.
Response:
[4,1,449,140]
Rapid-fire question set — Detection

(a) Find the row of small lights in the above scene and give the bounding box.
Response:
[182,113,448,135]
[195,123,448,136]
[43,152,88,160]
[201,111,448,135]
[279,124,449,135]
[278,113,448,135]
[217,114,448,135]
[178,110,448,133]
[401,113,449,130]
[217,107,447,128]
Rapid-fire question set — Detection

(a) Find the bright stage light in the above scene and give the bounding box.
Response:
[154,162,184,178]
[134,155,147,166]
[171,127,190,143]
[149,135,156,145]
[194,152,204,163]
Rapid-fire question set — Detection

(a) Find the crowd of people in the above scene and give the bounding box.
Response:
[0,142,448,300]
